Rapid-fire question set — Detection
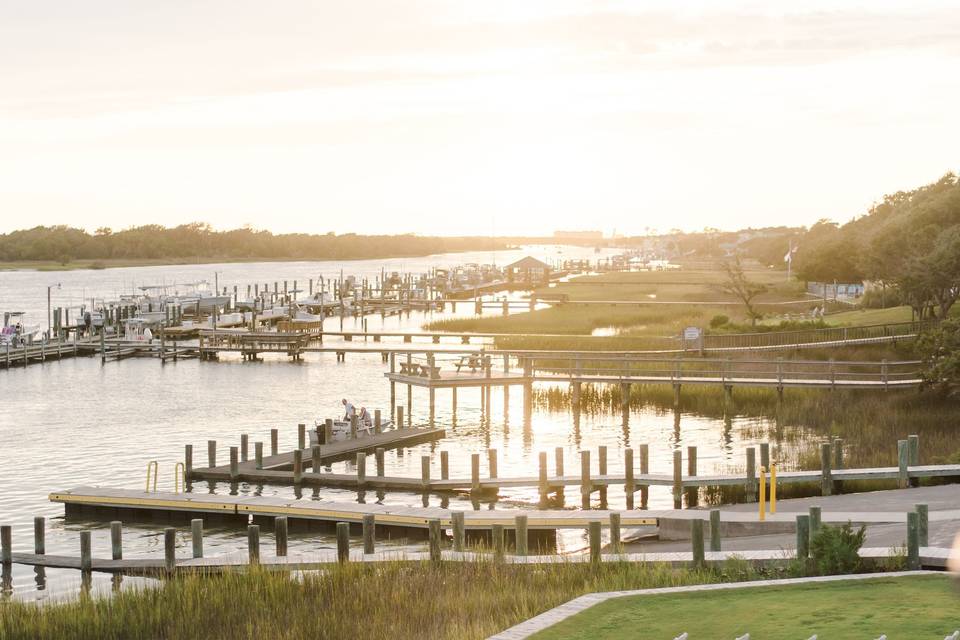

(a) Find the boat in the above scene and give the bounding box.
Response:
[310,416,395,444]
[1,312,42,347]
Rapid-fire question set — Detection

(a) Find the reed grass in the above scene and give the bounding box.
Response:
[1,560,768,640]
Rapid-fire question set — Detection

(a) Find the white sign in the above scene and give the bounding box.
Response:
[683,327,701,341]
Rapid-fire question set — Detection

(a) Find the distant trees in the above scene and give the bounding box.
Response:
[918,319,960,396]
[0,224,505,263]
[719,255,768,327]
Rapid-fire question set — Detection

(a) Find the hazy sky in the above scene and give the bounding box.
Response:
[2,1,959,236]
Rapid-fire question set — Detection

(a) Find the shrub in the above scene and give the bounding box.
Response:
[810,521,866,575]
[710,314,729,328]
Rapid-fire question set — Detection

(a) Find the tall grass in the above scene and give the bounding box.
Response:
[0,560,765,640]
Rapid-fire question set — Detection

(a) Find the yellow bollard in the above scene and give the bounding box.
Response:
[770,463,777,514]
[174,462,185,494]
[758,466,766,521]
[145,460,158,493]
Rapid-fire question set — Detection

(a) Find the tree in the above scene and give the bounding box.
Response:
[719,255,768,326]
[917,318,960,397]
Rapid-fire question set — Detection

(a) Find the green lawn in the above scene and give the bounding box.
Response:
[532,575,958,640]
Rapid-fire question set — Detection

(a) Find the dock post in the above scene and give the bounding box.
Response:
[452,512,465,552]
[488,449,498,479]
[34,517,45,555]
[375,447,385,477]
[374,409,382,434]
[298,423,306,450]
[356,453,366,488]
[275,517,288,557]
[672,449,682,509]
[191,519,203,558]
[163,528,176,573]
[908,434,920,487]
[916,504,929,547]
[597,446,608,507]
[609,512,621,553]
[270,429,278,456]
[639,444,649,507]
[207,440,216,468]
[336,523,350,563]
[362,514,375,555]
[588,521,601,563]
[471,453,480,493]
[429,519,442,563]
[538,451,548,500]
[420,455,430,489]
[809,506,822,543]
[429,388,435,426]
[80,530,92,572]
[396,406,404,430]
[897,439,910,489]
[686,445,698,507]
[324,419,333,443]
[796,514,810,560]
[820,442,833,496]
[907,511,920,570]
[451,387,458,423]
[833,437,844,492]
[513,515,529,556]
[109,521,122,560]
[247,525,260,565]
[571,381,581,421]
[180,446,193,485]
[350,415,358,439]
[229,447,238,480]
[620,382,631,425]
[745,447,756,502]
[440,451,449,480]
[255,442,263,470]
[691,519,705,568]
[492,524,505,558]
[760,442,770,470]
[580,450,592,509]
[240,434,248,462]
[311,446,322,474]
[1,526,12,564]
[293,450,303,484]
[624,448,635,510]
[709,510,721,552]
[407,380,413,426]
[555,447,565,501]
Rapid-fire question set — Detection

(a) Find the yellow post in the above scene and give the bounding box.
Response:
[770,463,777,514]
[174,462,185,494]
[758,466,766,521]
[145,460,158,493]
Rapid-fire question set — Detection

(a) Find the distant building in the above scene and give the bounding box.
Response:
[553,230,604,241]
[504,256,552,284]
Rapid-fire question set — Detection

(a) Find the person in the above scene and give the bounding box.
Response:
[341,398,356,422]
[358,406,372,427]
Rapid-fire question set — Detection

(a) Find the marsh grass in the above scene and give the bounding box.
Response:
[534,384,960,470]
[0,560,764,640]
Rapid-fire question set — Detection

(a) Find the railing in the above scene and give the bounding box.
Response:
[702,320,935,350]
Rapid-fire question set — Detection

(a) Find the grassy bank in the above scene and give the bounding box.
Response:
[1,560,783,640]
[531,574,956,640]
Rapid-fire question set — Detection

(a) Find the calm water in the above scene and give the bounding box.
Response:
[0,248,802,601]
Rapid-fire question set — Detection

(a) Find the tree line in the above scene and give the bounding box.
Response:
[793,173,960,320]
[0,224,505,264]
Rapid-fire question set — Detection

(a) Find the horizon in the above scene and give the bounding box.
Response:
[2,1,958,236]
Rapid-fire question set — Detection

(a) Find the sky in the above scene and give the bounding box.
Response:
[1,1,959,237]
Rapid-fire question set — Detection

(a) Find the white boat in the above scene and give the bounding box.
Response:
[1,312,41,347]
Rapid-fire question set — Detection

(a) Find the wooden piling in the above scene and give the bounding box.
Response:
[255,442,263,470]
[598,446,608,506]
[908,434,920,487]
[336,522,350,562]
[34,516,45,555]
[709,510,721,552]
[492,524,505,558]
[429,519,442,563]
[581,450,592,509]
[672,449,682,509]
[609,512,621,553]
[515,515,528,556]
[452,511,465,552]
[745,447,756,502]
[207,440,216,468]
[686,445,698,507]
[588,521,601,563]
[0,525,10,564]
[374,409,382,434]
[298,423,306,449]
[440,450,449,480]
[396,406,404,430]
[80,530,92,571]
[488,448,498,479]
[191,519,203,558]
[163,528,175,572]
[760,442,770,470]
[362,514,375,555]
[421,455,430,489]
[248,525,260,564]
[691,519,705,568]
[293,450,303,484]
[471,453,480,492]
[275,516,288,557]
[897,439,909,489]
[916,504,929,547]
[229,446,238,480]
[820,442,833,496]
[184,444,193,480]
[624,448,635,509]
[356,452,366,488]
[639,443,649,506]
[538,451,548,499]
[809,506,822,543]
[240,434,249,462]
[907,511,920,570]
[796,514,809,559]
[270,429,278,456]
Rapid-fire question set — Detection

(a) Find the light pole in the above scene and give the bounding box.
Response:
[47,283,61,337]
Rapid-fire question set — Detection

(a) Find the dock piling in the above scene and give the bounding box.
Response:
[80,530,92,571]
[229,447,238,480]
[691,519,705,568]
[580,450,592,509]
[207,440,216,468]
[191,519,203,558]
[1,525,11,564]
[336,523,350,562]
[624,448,635,510]
[898,439,909,489]
[492,524,505,558]
[421,455,430,489]
[907,511,920,570]
[255,442,263,470]
[672,449,682,509]
[428,519,442,563]
[452,511,465,551]
[311,446,321,474]
[34,516,45,555]
[293,450,303,484]
[515,515,529,556]
[275,517,288,557]
[270,429,278,456]
[362,514,375,555]
[247,525,260,564]
[471,453,480,493]
[298,423,306,450]
[163,528,175,572]
[745,447,756,502]
[796,514,810,559]
[609,512,621,553]
[916,504,929,547]
[488,449,498,479]
[440,450,449,480]
[588,521,601,563]
[709,510,721,552]
[820,442,833,496]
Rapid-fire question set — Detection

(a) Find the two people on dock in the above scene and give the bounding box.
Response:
[341,398,373,427]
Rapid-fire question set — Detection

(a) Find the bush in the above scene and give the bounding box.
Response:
[917,318,960,397]
[710,314,730,328]
[861,287,903,309]
[810,521,866,575]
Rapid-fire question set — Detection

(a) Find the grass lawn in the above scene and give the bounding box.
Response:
[823,305,915,326]
[531,575,959,640]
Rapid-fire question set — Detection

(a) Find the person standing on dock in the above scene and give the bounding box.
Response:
[342,398,356,422]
